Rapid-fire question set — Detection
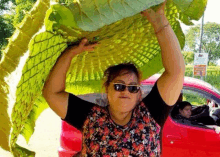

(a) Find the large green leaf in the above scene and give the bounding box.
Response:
[66,0,164,31]
[0,0,50,152]
[0,0,207,156]
[174,0,208,25]
[20,96,49,144]
[11,143,35,157]
[10,31,67,149]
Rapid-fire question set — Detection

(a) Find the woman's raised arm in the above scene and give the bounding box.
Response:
[141,1,185,106]
[42,39,99,119]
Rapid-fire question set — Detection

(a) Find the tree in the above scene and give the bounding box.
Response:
[0,0,15,59]
[0,0,36,60]
[0,15,14,50]
[13,0,37,26]
[0,0,11,12]
[185,22,220,64]
[182,51,194,65]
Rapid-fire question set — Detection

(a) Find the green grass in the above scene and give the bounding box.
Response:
[158,65,220,105]
[160,65,220,91]
[184,65,220,91]
[183,94,207,106]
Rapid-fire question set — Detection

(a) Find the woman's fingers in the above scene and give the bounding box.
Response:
[157,0,167,13]
[84,43,99,51]
[73,38,100,53]
[141,0,166,16]
[141,8,154,16]
[79,38,88,48]
[84,48,95,52]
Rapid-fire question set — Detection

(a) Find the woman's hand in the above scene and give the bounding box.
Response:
[215,126,220,134]
[65,38,99,58]
[206,125,220,134]
[43,38,99,119]
[141,1,168,33]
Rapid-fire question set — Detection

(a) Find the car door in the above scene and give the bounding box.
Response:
[162,87,220,157]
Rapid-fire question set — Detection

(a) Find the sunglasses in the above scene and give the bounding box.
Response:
[113,83,140,93]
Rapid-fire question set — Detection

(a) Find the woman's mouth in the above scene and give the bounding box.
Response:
[119,96,130,99]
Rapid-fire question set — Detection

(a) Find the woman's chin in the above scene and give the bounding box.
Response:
[115,103,136,112]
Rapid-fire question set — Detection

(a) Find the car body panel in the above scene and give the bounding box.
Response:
[163,117,220,157]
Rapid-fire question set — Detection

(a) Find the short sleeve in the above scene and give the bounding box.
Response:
[142,81,172,128]
[62,93,95,130]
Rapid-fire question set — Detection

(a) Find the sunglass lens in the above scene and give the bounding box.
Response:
[128,86,139,93]
[114,84,126,91]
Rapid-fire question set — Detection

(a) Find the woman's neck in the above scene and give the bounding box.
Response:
[108,106,132,126]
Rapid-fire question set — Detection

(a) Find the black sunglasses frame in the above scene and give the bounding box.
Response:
[113,83,140,93]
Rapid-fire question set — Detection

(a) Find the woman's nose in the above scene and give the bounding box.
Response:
[120,87,130,94]
[122,87,129,93]
[188,110,192,115]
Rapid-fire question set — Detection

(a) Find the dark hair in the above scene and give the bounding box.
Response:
[178,101,192,110]
[103,63,141,87]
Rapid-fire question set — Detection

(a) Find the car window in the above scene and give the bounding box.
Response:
[182,87,220,106]
[182,88,207,106]
[141,85,153,98]
[212,87,220,95]
[170,86,220,128]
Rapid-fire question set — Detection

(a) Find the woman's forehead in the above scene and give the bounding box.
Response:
[113,72,139,83]
[184,105,192,109]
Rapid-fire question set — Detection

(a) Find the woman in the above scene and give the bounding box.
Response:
[43,1,185,156]
[175,101,192,120]
[175,101,217,127]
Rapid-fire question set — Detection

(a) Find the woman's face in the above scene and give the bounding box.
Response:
[179,105,192,118]
[106,71,141,113]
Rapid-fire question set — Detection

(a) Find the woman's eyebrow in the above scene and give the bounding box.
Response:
[114,80,138,85]
[129,82,139,85]
[114,80,125,83]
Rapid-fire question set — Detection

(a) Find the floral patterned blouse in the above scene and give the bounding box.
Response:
[63,82,172,156]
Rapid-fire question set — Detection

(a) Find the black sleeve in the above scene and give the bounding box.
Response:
[142,81,172,128]
[62,93,95,130]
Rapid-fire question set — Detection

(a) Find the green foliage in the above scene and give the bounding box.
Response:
[0,0,15,60]
[13,0,37,26]
[185,22,220,64]
[0,0,10,11]
[183,65,220,106]
[183,93,207,106]
[0,0,50,154]
[208,61,217,66]
[160,65,220,91]
[0,14,15,61]
[182,51,194,64]
[49,0,164,32]
[0,0,37,59]
[0,16,13,50]
[185,65,220,90]
[20,96,49,143]
[44,3,79,32]
[174,0,207,25]
[10,32,67,149]
[11,143,35,157]
[183,73,220,106]
[204,75,220,90]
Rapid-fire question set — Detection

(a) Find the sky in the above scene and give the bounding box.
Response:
[180,0,220,65]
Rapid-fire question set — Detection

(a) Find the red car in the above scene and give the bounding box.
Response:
[58,74,220,157]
